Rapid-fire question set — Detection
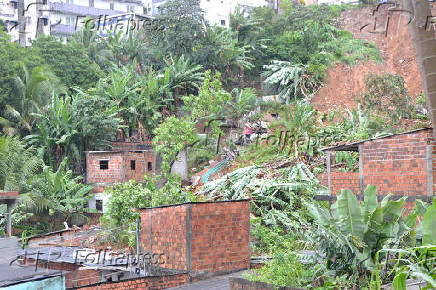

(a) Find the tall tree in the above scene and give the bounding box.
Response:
[0,31,42,111]
[150,0,206,59]
[403,0,436,138]
[32,35,103,90]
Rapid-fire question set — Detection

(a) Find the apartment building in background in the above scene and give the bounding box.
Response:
[0,0,144,45]
[0,0,19,39]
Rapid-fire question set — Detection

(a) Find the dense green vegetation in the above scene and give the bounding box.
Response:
[0,0,433,288]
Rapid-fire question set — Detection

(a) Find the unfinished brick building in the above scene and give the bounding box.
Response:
[86,141,156,212]
[140,200,251,280]
[322,128,435,208]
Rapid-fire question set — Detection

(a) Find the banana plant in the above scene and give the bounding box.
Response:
[371,201,436,289]
[262,61,316,104]
[306,185,427,274]
[26,94,80,171]
[20,158,93,230]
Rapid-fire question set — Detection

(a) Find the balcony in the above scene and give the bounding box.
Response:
[49,2,122,17]
[50,23,76,36]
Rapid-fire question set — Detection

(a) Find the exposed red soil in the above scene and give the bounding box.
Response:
[311,4,432,113]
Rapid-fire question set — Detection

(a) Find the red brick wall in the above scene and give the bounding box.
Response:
[69,269,102,288]
[190,201,250,274]
[87,153,124,183]
[87,151,155,185]
[0,191,18,197]
[141,205,188,271]
[140,200,251,276]
[75,273,188,290]
[361,130,431,196]
[125,151,155,182]
[330,172,359,195]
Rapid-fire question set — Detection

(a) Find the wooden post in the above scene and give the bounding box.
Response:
[6,202,12,237]
[326,151,331,196]
[359,145,364,197]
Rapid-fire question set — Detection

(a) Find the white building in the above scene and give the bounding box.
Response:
[143,0,269,27]
[0,0,144,45]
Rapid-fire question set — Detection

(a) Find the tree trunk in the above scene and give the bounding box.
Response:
[403,0,436,138]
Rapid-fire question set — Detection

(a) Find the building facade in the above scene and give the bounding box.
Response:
[1,0,144,45]
[0,0,19,40]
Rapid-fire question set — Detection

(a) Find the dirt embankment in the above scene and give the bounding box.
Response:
[311,4,432,113]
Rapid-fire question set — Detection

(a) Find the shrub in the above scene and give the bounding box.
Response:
[361,74,413,122]
[247,253,314,287]
[100,176,197,247]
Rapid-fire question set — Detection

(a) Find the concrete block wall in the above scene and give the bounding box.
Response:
[140,200,250,278]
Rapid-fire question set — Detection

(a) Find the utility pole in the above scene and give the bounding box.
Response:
[17,0,25,46]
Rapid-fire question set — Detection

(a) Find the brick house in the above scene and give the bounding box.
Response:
[85,141,157,212]
[322,128,435,209]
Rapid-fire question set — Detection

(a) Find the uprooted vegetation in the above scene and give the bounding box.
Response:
[198,161,326,231]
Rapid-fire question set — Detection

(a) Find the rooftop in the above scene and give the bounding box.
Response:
[0,237,62,287]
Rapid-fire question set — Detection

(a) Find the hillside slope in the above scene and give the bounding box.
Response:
[311,5,428,112]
